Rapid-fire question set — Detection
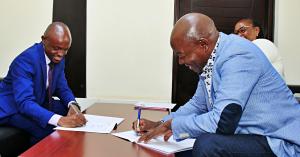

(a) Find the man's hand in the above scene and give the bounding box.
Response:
[58,114,87,128]
[137,119,173,143]
[132,118,162,134]
[67,104,81,116]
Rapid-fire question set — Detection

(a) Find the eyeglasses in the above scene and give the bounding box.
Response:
[234,25,253,34]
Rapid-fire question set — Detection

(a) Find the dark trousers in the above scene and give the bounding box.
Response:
[192,133,276,157]
[3,100,68,145]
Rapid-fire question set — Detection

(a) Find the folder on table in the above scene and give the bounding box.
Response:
[134,102,176,112]
[112,130,195,154]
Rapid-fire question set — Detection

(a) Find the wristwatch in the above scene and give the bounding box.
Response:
[71,102,81,111]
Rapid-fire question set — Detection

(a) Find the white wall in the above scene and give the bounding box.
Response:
[275,0,300,85]
[1,0,299,102]
[0,0,53,76]
[87,0,174,102]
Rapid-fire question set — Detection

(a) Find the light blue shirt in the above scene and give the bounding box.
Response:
[163,33,300,157]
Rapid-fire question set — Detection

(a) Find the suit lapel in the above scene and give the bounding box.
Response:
[37,42,47,90]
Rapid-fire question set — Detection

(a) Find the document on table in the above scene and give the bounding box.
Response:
[55,114,124,133]
[135,102,176,110]
[112,130,195,154]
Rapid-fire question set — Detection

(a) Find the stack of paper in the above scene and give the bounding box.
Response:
[112,130,195,154]
[134,102,176,111]
[55,114,124,133]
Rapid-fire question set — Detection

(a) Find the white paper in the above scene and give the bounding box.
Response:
[112,130,195,154]
[55,114,124,133]
[135,102,176,109]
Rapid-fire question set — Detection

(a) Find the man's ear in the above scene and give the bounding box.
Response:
[198,38,209,51]
[41,36,46,44]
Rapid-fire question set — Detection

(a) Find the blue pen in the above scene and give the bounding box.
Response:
[136,108,142,131]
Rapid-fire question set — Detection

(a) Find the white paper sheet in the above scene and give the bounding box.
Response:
[55,114,124,133]
[112,130,195,154]
[135,102,176,109]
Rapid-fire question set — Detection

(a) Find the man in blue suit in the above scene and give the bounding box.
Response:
[0,22,86,144]
[133,13,300,157]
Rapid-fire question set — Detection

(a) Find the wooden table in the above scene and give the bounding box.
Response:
[20,103,192,157]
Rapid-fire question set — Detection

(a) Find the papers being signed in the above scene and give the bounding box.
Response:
[55,114,124,133]
[112,130,195,154]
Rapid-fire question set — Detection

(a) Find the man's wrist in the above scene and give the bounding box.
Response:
[156,120,163,127]
[48,114,63,126]
[163,119,172,130]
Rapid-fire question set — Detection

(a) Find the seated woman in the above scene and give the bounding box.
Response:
[234,18,284,78]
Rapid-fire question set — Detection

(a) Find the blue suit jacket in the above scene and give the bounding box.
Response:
[163,33,300,156]
[0,43,75,128]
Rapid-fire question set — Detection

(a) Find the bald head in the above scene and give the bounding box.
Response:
[171,13,218,48]
[170,13,219,74]
[43,22,72,44]
[42,22,72,63]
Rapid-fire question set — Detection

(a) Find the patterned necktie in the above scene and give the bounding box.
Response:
[47,62,54,109]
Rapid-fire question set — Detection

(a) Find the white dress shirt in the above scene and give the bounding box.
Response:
[44,53,62,126]
[44,53,75,126]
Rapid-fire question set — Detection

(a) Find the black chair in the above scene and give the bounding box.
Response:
[0,126,30,156]
[288,85,300,103]
[0,78,30,157]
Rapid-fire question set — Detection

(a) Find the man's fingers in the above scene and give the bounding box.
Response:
[59,116,85,128]
[75,114,87,126]
[70,117,81,127]
[138,121,173,143]
[138,129,159,143]
[61,121,77,128]
[164,130,172,141]
[138,132,151,143]
[139,120,146,131]
[67,114,86,127]
[138,130,154,143]
[133,119,147,132]
[132,120,139,131]
[78,114,87,123]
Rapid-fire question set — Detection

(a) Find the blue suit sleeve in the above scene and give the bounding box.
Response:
[171,51,261,140]
[11,57,54,128]
[163,78,208,122]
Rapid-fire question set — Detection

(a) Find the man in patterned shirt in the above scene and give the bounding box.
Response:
[133,13,300,157]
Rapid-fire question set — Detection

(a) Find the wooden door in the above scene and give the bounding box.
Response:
[172,0,274,111]
[53,0,87,97]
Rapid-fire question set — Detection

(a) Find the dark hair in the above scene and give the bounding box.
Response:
[246,18,264,38]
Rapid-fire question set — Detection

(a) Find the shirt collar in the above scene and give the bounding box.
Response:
[201,33,221,73]
[44,52,51,65]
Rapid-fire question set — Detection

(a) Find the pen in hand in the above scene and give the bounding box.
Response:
[136,108,142,132]
[71,104,88,126]
[71,104,80,114]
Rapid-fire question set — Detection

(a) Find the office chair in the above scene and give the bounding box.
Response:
[0,78,30,157]
[288,85,300,103]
